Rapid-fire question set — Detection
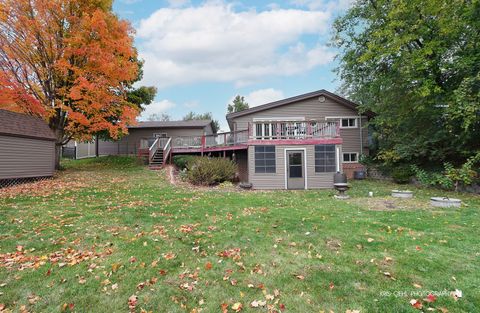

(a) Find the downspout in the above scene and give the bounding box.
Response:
[358,114,363,158]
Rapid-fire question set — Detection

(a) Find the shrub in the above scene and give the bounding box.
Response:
[391,165,414,184]
[173,155,196,170]
[186,157,237,186]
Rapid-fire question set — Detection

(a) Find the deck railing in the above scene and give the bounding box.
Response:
[163,137,172,163]
[204,130,249,147]
[249,120,339,140]
[146,137,171,161]
[141,121,338,155]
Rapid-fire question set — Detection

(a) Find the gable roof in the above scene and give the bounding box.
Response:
[0,109,56,141]
[129,120,212,129]
[226,89,364,121]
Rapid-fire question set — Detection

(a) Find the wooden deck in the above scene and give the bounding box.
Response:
[142,121,342,166]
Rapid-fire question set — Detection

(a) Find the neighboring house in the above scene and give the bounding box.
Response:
[0,109,56,183]
[67,120,215,160]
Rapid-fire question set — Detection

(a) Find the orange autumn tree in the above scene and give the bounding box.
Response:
[0,0,144,168]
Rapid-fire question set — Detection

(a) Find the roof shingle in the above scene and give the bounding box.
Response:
[129,120,212,129]
[0,109,56,141]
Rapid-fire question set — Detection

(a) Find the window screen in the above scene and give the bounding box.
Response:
[255,146,276,173]
[315,145,336,173]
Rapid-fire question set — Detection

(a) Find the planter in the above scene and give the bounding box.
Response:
[239,182,253,189]
[430,197,461,208]
[391,190,413,198]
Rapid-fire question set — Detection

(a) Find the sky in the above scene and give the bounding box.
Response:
[112,0,353,130]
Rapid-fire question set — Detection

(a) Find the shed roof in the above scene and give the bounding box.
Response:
[0,109,56,141]
[129,120,212,129]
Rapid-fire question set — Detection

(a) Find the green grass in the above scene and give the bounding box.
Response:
[0,156,479,312]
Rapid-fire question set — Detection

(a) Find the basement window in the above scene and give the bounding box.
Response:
[343,152,358,163]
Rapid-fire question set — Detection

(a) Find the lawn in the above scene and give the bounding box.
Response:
[0,157,479,313]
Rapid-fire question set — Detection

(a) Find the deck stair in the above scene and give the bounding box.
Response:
[149,149,164,169]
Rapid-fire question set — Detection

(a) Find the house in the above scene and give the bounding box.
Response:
[0,109,56,185]
[225,89,369,189]
[68,89,368,189]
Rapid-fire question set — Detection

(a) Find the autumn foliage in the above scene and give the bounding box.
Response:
[0,0,141,166]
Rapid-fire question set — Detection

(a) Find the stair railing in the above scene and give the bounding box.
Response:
[148,138,160,162]
[163,137,172,164]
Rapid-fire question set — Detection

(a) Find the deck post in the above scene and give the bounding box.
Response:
[201,135,205,156]
[223,150,226,158]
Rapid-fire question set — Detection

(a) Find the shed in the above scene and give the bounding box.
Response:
[0,109,56,182]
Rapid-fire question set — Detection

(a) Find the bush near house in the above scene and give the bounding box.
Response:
[172,155,197,170]
[185,157,237,185]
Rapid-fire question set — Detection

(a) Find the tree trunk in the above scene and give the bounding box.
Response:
[55,142,62,170]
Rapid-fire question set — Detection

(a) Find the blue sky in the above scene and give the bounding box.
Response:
[113,0,352,130]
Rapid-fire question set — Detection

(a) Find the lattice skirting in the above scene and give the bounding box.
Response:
[0,176,52,189]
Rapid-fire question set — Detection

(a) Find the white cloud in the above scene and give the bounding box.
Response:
[137,2,334,88]
[291,0,355,11]
[183,100,199,109]
[244,88,285,107]
[139,100,176,120]
[167,0,191,8]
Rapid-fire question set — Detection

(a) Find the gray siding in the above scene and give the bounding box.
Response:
[248,144,340,189]
[235,150,248,182]
[231,96,368,157]
[339,116,369,155]
[0,135,54,179]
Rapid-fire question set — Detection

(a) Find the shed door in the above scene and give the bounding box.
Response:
[287,150,305,189]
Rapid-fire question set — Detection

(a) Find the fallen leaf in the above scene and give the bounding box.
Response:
[410,299,422,309]
[220,303,228,313]
[231,302,243,312]
[425,294,436,303]
[128,295,138,312]
[451,289,462,301]
[367,238,374,243]
[250,300,266,308]
[205,262,212,270]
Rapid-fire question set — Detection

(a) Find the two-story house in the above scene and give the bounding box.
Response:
[225,89,369,189]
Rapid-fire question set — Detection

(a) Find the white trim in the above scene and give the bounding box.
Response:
[342,152,359,163]
[153,132,168,138]
[325,116,360,119]
[336,146,341,172]
[253,117,305,122]
[284,148,308,190]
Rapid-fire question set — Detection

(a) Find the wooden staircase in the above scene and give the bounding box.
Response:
[148,137,172,170]
[149,149,164,169]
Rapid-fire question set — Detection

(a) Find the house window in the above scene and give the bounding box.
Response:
[343,152,358,163]
[340,118,357,128]
[315,145,336,173]
[255,146,276,173]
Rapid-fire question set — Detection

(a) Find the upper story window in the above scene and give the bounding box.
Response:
[254,145,276,173]
[340,118,357,128]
